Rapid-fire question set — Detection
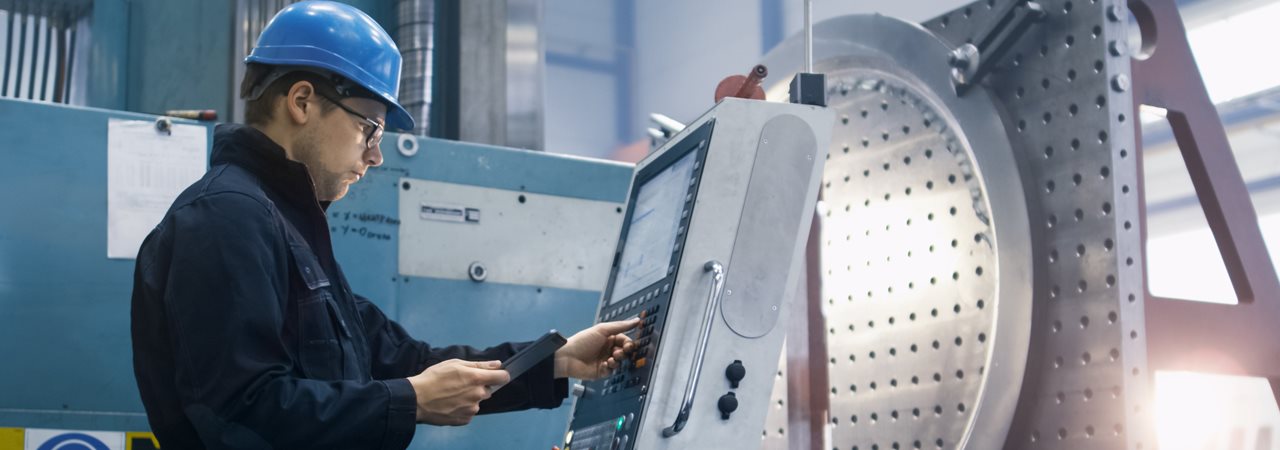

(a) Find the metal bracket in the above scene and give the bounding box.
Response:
[1132,0,1280,386]
[950,0,1047,96]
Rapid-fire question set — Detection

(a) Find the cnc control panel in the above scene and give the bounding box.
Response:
[563,99,833,450]
[566,121,713,449]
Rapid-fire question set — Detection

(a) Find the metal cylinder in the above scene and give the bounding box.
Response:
[397,0,434,136]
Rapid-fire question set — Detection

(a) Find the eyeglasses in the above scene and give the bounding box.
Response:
[315,90,384,150]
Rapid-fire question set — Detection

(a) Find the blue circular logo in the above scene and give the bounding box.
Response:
[36,433,110,450]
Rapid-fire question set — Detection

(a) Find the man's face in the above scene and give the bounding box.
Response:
[292,96,386,202]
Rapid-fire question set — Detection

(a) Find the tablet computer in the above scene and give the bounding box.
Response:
[490,330,567,393]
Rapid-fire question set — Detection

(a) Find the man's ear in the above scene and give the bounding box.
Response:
[284,80,316,126]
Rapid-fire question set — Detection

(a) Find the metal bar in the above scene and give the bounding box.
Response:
[661,260,727,437]
[38,2,53,101]
[51,5,64,103]
[61,3,76,103]
[802,0,811,73]
[25,0,41,100]
[2,0,14,97]
[14,0,27,99]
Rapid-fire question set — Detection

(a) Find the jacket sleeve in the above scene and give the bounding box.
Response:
[162,192,417,450]
[352,294,569,413]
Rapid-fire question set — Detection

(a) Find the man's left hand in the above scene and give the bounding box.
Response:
[554,319,641,380]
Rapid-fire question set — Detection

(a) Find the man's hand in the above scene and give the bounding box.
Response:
[407,359,511,425]
[554,319,641,380]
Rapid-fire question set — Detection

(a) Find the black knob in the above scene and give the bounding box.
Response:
[718,392,738,420]
[725,360,746,388]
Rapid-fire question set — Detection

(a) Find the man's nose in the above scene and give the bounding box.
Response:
[365,144,383,167]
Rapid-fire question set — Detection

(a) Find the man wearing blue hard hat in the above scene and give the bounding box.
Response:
[130,2,637,448]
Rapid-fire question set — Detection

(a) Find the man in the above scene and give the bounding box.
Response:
[130,2,637,448]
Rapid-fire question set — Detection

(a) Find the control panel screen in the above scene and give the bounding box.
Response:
[608,151,698,305]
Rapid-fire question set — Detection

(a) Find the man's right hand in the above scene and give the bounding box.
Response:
[408,359,512,425]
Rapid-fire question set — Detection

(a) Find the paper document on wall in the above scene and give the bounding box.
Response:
[107,118,207,259]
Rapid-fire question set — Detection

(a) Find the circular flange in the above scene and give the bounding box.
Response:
[759,15,1033,450]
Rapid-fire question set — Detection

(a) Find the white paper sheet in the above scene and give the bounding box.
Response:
[107,118,207,259]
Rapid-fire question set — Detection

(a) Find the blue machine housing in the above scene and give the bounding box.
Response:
[0,98,633,449]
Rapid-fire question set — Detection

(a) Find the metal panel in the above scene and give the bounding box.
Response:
[618,99,832,449]
[397,178,623,291]
[0,98,213,432]
[922,2,1154,448]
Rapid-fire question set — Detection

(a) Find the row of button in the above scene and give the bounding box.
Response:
[602,283,670,321]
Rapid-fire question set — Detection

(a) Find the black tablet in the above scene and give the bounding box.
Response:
[491,330,567,392]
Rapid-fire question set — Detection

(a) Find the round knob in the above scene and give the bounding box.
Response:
[725,360,746,388]
[468,262,488,282]
[718,392,738,420]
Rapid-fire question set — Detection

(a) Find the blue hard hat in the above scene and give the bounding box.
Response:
[246,1,414,131]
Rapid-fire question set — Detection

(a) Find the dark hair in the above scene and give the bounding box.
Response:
[240,63,342,126]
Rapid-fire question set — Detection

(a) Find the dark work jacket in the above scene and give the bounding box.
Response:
[131,124,567,450]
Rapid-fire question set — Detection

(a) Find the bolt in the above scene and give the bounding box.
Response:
[1107,4,1125,22]
[1109,40,1127,57]
[1111,74,1130,92]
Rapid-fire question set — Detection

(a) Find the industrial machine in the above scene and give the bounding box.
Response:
[0,98,632,450]
[563,98,833,449]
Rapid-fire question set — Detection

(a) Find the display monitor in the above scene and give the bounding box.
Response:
[608,150,698,305]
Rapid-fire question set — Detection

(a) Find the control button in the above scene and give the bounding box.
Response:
[639,310,648,320]
[635,357,648,368]
[718,392,739,420]
[663,283,671,293]
[673,242,681,252]
[626,413,635,428]
[616,416,626,431]
[677,226,685,235]
[726,360,746,388]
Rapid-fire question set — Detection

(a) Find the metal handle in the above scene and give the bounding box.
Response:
[662,260,727,438]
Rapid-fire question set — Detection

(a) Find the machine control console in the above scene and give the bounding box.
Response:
[562,99,831,450]
[566,121,714,449]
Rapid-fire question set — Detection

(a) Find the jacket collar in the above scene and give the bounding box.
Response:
[210,123,331,211]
